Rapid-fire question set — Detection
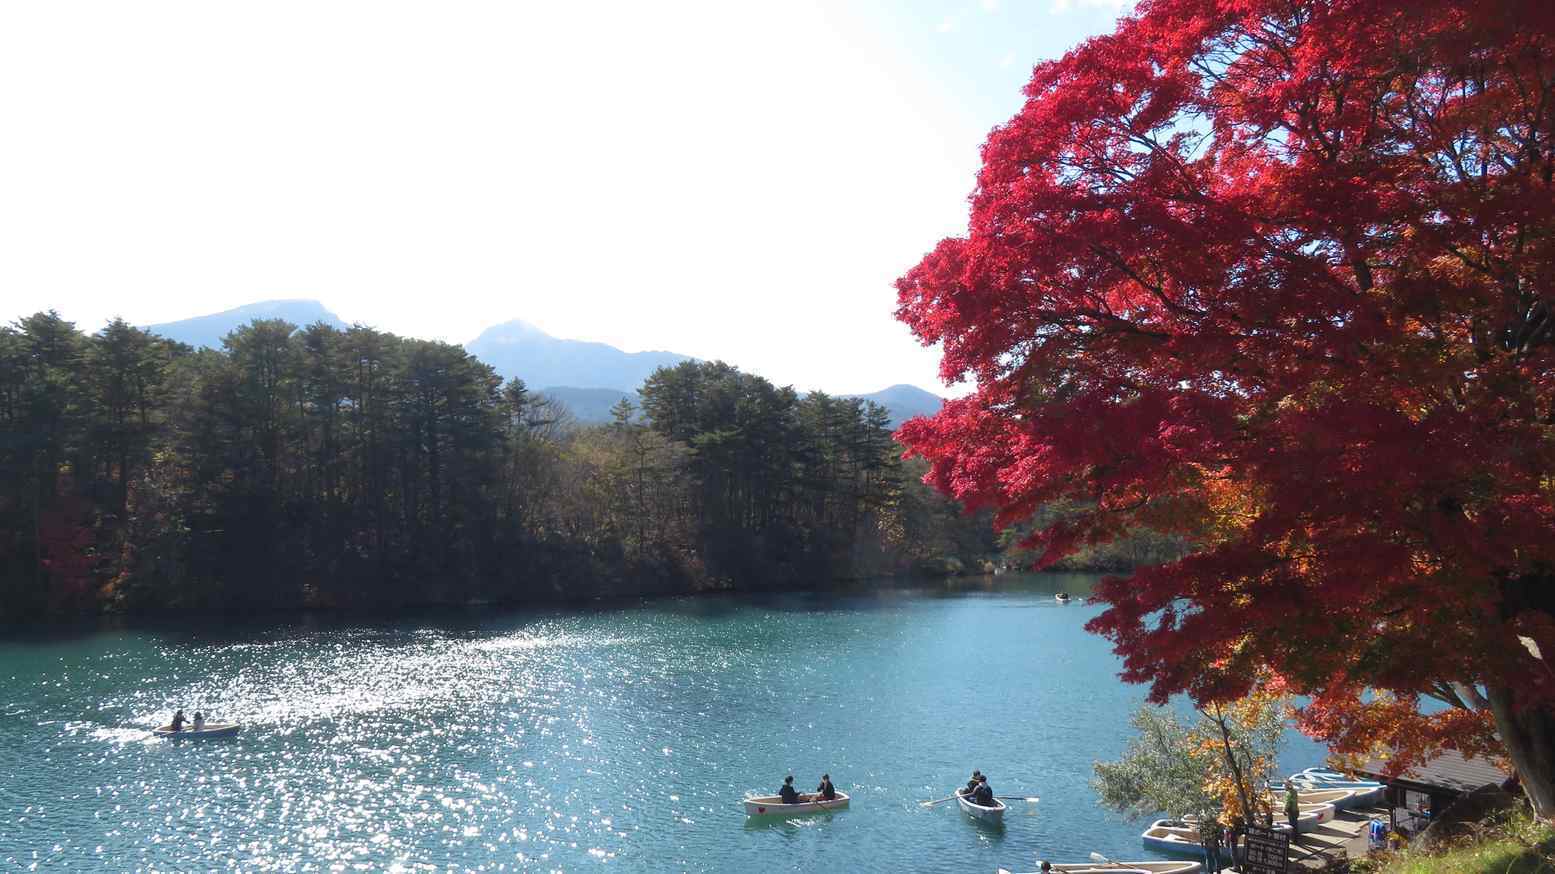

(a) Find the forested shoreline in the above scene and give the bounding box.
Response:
[0,312,997,622]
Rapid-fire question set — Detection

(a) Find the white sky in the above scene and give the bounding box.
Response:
[0,0,1126,395]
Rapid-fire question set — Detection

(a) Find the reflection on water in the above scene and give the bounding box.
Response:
[0,574,1324,871]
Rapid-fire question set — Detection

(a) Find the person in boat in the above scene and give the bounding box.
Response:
[1038,864,1052,874]
[815,774,836,801]
[972,775,995,806]
[779,775,800,805]
[963,769,982,797]
[192,711,205,731]
[169,709,186,732]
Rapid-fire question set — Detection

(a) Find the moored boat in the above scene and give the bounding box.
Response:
[1293,767,1387,805]
[1273,770,1384,808]
[1188,800,1333,835]
[1000,861,1202,874]
[1140,820,1235,863]
[152,723,240,739]
[742,791,849,816]
[956,787,1007,824]
[1055,593,1073,603]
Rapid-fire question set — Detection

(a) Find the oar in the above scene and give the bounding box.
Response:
[919,792,960,807]
[995,794,1040,803]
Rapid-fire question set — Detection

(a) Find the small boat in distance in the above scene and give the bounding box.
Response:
[1000,861,1202,874]
[1055,593,1073,603]
[153,723,240,739]
[742,791,849,816]
[955,787,1006,824]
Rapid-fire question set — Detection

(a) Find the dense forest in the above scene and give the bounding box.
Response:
[0,312,995,620]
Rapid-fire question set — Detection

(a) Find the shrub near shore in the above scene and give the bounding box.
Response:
[1353,807,1555,874]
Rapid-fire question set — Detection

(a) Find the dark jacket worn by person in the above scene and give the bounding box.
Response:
[779,782,800,804]
[973,781,995,806]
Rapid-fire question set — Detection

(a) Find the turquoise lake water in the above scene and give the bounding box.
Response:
[0,573,1325,872]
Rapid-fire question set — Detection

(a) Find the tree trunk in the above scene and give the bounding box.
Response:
[1485,679,1555,819]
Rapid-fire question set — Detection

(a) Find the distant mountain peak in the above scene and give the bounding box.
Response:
[844,384,944,428]
[145,298,348,349]
[466,321,694,393]
[473,319,552,342]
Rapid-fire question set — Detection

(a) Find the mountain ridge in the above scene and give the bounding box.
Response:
[144,299,348,349]
[138,299,943,426]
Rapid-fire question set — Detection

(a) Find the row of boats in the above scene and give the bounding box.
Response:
[1141,768,1386,863]
[743,785,1013,822]
[745,766,1387,874]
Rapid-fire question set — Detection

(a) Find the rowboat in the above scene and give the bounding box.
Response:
[1265,788,1355,822]
[1055,593,1073,603]
[1000,862,1202,874]
[956,787,1006,824]
[1291,767,1387,805]
[1190,801,1334,834]
[1296,766,1376,785]
[1273,771,1385,809]
[742,791,849,816]
[1140,820,1234,863]
[153,723,240,739]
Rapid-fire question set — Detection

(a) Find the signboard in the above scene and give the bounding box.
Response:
[1240,824,1291,874]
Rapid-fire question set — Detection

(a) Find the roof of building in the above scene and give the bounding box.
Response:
[1353,749,1512,795]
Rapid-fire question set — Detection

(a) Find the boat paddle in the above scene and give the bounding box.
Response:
[995,794,1039,803]
[919,792,960,807]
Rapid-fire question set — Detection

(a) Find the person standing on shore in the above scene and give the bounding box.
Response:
[1199,816,1224,874]
[1285,784,1300,833]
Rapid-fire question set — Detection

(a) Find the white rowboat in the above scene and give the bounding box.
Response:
[742,791,849,816]
[1000,862,1201,874]
[1191,800,1334,834]
[1273,772,1384,809]
[1140,820,1235,863]
[956,787,1006,824]
[153,723,240,739]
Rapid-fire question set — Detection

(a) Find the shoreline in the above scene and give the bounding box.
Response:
[0,568,1105,635]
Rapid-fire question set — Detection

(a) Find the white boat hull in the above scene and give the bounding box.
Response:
[1002,862,1201,874]
[1140,820,1234,863]
[153,723,240,739]
[1277,769,1386,808]
[1220,800,1335,834]
[955,788,1006,823]
[743,791,849,816]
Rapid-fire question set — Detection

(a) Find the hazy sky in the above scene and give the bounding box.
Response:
[1,0,1127,395]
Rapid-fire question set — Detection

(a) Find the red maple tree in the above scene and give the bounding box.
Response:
[896,0,1555,813]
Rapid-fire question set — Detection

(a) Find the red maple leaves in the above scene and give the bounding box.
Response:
[896,0,1555,801]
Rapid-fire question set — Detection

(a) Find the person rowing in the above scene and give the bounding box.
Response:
[972,774,995,806]
[779,775,800,805]
[815,774,836,801]
[964,769,982,796]
[168,709,186,732]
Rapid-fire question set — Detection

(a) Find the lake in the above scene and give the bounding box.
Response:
[0,573,1324,871]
